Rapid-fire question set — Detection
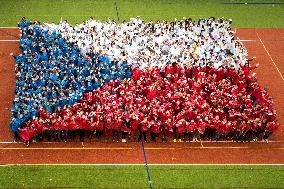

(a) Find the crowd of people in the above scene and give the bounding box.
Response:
[48,16,247,70]
[20,63,278,144]
[10,17,132,135]
[11,17,279,144]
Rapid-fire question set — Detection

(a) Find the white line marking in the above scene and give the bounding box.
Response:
[256,32,284,81]
[201,140,283,143]
[145,147,250,150]
[239,39,256,42]
[0,27,18,29]
[0,39,19,42]
[1,145,283,150]
[0,147,135,150]
[0,164,283,166]
[0,140,283,144]
[2,146,283,150]
[201,146,249,149]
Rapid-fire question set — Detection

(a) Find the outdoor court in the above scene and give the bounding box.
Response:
[0,28,283,165]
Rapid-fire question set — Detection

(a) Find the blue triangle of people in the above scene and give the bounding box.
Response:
[10,21,133,132]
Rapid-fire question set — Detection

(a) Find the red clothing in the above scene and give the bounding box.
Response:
[151,124,161,134]
[146,89,157,100]
[61,120,68,130]
[20,126,36,141]
[132,68,142,81]
[187,122,196,132]
[53,121,61,130]
[130,119,140,131]
[96,121,105,131]
[113,119,123,131]
[140,122,149,132]
[176,121,186,134]
[80,118,89,130]
[165,64,174,76]
[69,120,77,131]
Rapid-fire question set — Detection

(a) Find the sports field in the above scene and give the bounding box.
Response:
[0,0,283,27]
[0,0,283,188]
[0,165,283,188]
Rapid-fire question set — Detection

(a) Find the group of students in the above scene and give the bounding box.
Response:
[12,17,279,144]
[10,17,132,135]
[48,16,246,70]
[20,63,278,143]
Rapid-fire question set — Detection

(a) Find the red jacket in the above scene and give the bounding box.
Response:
[130,119,140,131]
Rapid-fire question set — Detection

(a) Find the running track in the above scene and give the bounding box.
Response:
[0,28,283,165]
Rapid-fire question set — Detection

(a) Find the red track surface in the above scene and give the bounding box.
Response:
[0,28,283,165]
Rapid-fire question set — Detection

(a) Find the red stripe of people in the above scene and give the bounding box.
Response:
[20,63,279,142]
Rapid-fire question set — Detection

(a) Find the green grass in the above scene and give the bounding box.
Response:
[0,165,283,188]
[0,0,284,27]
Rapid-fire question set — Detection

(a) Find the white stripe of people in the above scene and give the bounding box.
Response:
[45,16,247,70]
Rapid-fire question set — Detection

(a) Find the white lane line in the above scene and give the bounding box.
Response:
[0,27,18,29]
[256,31,284,81]
[1,146,283,150]
[239,39,256,42]
[0,164,283,166]
[0,147,135,150]
[0,141,283,144]
[201,140,283,143]
[145,147,251,150]
[0,39,19,42]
